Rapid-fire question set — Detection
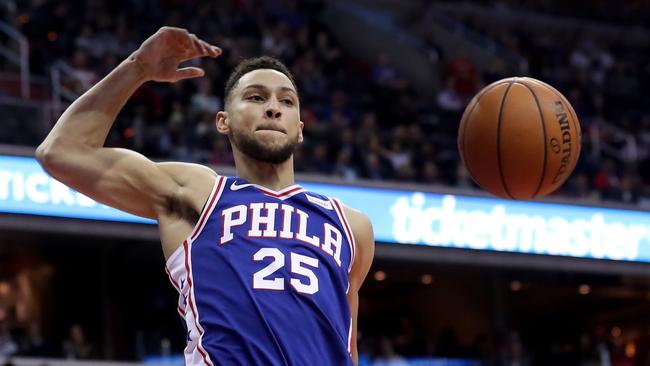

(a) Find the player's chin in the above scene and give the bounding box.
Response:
[264,141,293,156]
[256,144,295,164]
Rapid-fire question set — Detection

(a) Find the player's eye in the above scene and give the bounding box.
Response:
[248,95,265,102]
[281,99,294,106]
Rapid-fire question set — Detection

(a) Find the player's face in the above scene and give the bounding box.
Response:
[219,69,303,164]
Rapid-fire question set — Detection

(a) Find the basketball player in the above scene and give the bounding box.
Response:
[36,27,374,365]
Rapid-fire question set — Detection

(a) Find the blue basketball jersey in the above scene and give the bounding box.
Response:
[165,176,356,366]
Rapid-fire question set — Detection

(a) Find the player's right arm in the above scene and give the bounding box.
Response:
[36,27,221,220]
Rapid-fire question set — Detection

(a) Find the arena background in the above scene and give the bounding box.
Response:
[1,0,650,365]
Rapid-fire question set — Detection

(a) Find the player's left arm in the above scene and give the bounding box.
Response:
[344,205,375,366]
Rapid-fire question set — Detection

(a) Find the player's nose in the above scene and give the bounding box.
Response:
[265,99,282,119]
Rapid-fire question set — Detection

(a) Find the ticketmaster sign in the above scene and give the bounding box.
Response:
[0,155,155,224]
[309,186,650,263]
[2,155,650,262]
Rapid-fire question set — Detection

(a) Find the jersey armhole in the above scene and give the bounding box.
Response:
[330,197,356,273]
[188,175,227,243]
[165,175,227,268]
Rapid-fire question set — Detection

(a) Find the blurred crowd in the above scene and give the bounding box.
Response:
[438,0,650,207]
[0,260,97,362]
[464,0,650,26]
[7,0,650,207]
[357,310,650,366]
[359,327,650,366]
[2,268,647,366]
[14,0,458,186]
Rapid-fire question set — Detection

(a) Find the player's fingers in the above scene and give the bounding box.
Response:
[190,34,221,57]
[190,33,205,52]
[169,28,193,48]
[195,39,213,57]
[177,32,221,61]
[159,26,186,34]
[199,40,221,57]
[182,33,204,56]
[175,67,205,81]
[197,41,221,58]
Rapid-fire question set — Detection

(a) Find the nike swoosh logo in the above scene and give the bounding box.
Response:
[230,181,250,191]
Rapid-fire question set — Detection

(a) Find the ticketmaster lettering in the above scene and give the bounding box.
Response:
[0,170,98,207]
[390,194,647,261]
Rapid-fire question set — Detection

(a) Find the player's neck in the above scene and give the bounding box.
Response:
[234,153,296,191]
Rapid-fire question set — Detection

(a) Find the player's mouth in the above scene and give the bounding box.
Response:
[255,124,286,134]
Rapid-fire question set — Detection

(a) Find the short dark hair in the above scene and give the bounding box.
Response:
[224,56,298,106]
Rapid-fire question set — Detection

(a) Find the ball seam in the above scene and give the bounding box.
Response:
[460,81,508,191]
[497,81,515,199]
[525,78,581,185]
[518,81,548,199]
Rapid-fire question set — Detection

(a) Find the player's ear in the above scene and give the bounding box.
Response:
[298,120,304,143]
[216,111,229,135]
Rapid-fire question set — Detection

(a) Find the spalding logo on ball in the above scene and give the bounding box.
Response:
[457,77,581,200]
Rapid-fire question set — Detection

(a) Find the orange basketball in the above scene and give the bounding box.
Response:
[457,77,581,200]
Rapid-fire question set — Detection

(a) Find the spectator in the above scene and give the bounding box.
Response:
[305,143,334,175]
[62,324,94,360]
[373,53,401,88]
[447,51,478,98]
[436,78,464,112]
[333,149,358,181]
[190,79,222,115]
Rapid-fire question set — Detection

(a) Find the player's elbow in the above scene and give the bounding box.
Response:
[35,141,56,168]
[36,137,62,167]
[36,136,79,173]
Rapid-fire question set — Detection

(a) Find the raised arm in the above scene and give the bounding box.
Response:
[345,206,375,366]
[36,27,221,219]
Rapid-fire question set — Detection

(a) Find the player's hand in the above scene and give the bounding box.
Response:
[131,26,222,83]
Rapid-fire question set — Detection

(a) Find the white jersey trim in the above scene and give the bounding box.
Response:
[330,198,356,273]
[165,244,185,272]
[165,175,226,268]
[348,316,353,355]
[164,175,226,366]
[189,175,227,243]
[164,266,185,318]
[184,240,213,366]
[229,180,305,200]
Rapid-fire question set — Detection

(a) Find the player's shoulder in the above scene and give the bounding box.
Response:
[156,162,220,212]
[337,200,374,285]
[339,203,369,224]
[157,161,218,186]
[336,200,373,240]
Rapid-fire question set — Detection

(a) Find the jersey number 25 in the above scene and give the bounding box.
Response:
[253,248,319,295]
